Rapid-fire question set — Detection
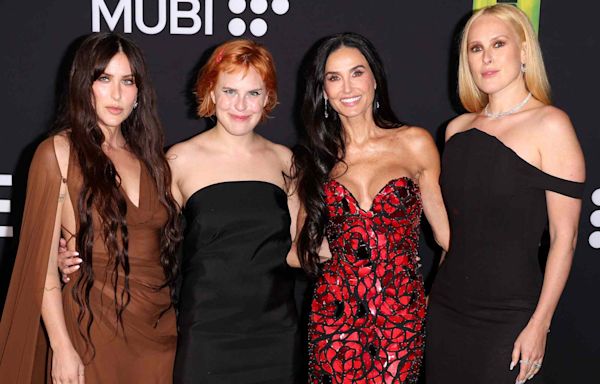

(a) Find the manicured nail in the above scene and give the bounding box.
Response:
[74,252,79,256]
[510,362,516,370]
[515,380,525,384]
[74,265,80,270]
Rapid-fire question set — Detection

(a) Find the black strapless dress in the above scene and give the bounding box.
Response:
[174,181,299,384]
[425,129,584,384]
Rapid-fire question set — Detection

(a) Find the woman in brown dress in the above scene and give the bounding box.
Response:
[0,33,180,383]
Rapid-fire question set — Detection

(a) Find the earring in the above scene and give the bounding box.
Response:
[324,98,329,119]
[376,101,380,110]
[520,63,526,73]
[133,101,138,109]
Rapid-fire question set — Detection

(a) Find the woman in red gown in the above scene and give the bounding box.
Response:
[288,33,449,383]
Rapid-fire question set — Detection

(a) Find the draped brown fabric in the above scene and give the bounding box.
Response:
[0,137,177,383]
[0,138,60,383]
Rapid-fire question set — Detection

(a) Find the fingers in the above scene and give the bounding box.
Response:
[57,253,81,270]
[510,344,520,371]
[58,237,67,252]
[516,358,530,384]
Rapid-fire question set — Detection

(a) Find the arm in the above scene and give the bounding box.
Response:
[286,197,332,268]
[512,110,585,383]
[42,136,85,383]
[412,128,450,252]
[42,181,85,384]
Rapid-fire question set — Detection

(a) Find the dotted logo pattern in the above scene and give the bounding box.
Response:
[589,188,600,249]
[228,0,290,37]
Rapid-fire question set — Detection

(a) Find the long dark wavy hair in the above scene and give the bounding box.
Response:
[293,32,404,276]
[53,33,181,358]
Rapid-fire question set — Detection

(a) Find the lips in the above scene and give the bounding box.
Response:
[481,70,499,78]
[106,106,124,115]
[339,95,361,106]
[229,114,251,121]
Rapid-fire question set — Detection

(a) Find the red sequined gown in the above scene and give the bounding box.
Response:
[308,177,426,384]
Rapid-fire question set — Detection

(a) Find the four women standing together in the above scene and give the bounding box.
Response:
[0,3,584,384]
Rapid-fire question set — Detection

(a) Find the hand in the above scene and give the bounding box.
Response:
[510,321,548,383]
[57,238,81,283]
[51,344,85,384]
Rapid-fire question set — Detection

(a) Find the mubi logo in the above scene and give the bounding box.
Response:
[91,0,291,36]
[92,0,214,35]
[589,188,600,249]
[227,0,290,37]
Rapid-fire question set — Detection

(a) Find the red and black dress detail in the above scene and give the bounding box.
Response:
[308,177,426,384]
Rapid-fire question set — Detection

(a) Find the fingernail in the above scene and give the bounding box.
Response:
[510,362,515,370]
[74,252,79,256]
[74,265,80,270]
[76,258,83,263]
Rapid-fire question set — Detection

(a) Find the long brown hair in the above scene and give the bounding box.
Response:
[54,32,181,358]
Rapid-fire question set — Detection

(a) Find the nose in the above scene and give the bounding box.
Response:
[111,81,122,101]
[342,77,352,94]
[234,94,247,111]
[482,48,493,65]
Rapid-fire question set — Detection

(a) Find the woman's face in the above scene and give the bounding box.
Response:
[323,46,377,120]
[210,66,268,136]
[466,14,526,95]
[91,52,138,132]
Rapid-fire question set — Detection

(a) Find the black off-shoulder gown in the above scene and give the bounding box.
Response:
[174,181,299,384]
[425,128,583,384]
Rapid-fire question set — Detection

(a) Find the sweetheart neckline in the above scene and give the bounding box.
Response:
[328,176,418,213]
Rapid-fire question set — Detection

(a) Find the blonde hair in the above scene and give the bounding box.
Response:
[458,4,551,112]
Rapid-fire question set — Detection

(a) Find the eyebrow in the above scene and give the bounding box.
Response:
[468,34,510,44]
[325,64,366,75]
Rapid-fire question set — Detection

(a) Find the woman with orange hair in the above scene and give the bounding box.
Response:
[167,39,299,383]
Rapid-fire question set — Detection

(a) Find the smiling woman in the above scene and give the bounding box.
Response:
[166,39,300,383]
[289,32,450,383]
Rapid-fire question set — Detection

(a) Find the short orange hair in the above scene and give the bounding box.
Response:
[195,39,277,121]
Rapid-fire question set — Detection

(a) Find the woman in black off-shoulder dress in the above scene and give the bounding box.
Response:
[425,5,585,384]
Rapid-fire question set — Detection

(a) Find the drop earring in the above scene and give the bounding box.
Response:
[520,63,526,73]
[324,98,329,119]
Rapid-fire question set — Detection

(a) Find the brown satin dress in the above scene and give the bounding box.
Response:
[0,137,176,383]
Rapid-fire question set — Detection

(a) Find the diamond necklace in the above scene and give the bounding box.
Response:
[484,92,532,119]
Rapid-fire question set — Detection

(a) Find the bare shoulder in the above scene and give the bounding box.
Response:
[393,125,436,153]
[166,133,206,165]
[52,132,70,161]
[535,105,575,137]
[258,136,292,167]
[445,113,478,141]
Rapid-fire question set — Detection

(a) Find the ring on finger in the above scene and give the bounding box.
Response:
[519,359,531,365]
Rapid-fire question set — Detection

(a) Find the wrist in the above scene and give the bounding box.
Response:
[528,314,551,331]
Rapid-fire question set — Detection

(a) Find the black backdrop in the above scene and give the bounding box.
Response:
[0,1,598,382]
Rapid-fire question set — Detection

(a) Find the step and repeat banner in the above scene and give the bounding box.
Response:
[0,1,597,382]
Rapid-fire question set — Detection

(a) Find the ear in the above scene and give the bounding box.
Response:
[520,41,527,66]
[210,89,216,104]
[263,93,269,108]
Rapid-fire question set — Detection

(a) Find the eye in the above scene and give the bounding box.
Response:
[122,78,135,86]
[352,70,364,77]
[493,40,506,48]
[249,90,262,97]
[97,75,110,82]
[469,44,482,53]
[223,88,236,95]
[326,74,340,81]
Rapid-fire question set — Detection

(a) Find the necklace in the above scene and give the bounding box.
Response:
[484,92,532,119]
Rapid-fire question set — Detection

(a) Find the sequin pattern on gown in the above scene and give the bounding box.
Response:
[308,177,426,384]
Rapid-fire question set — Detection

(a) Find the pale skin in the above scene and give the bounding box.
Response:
[44,51,140,383]
[286,47,450,268]
[59,66,300,293]
[448,14,585,383]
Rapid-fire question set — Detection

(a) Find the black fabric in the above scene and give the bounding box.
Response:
[173,181,299,384]
[425,128,583,384]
